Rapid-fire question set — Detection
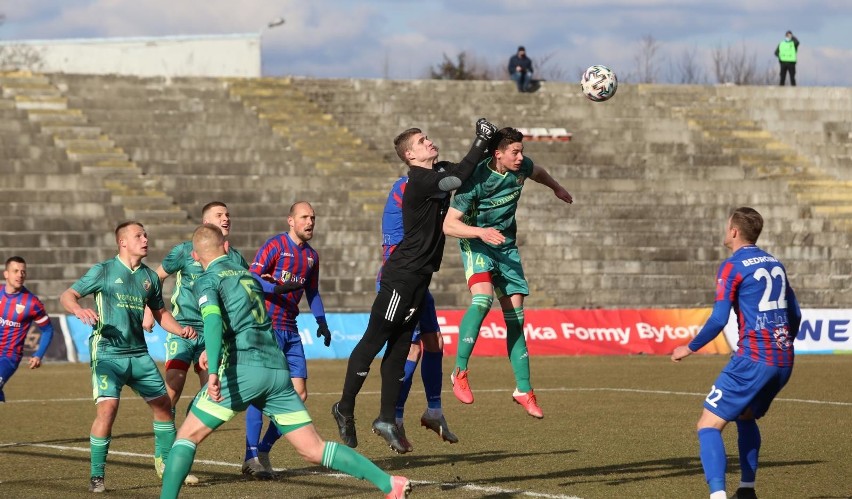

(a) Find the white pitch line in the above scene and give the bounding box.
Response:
[1,442,581,499]
[4,387,851,406]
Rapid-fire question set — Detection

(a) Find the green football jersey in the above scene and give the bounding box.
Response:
[193,255,286,370]
[451,156,535,246]
[161,241,248,328]
[71,256,165,360]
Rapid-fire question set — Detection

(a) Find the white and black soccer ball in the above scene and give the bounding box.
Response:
[580,65,618,102]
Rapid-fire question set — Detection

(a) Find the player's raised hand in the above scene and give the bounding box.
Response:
[475,118,497,141]
[478,227,506,246]
[317,323,332,347]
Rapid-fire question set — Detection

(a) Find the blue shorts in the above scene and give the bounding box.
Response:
[0,357,22,401]
[273,329,307,379]
[412,291,440,344]
[703,355,793,421]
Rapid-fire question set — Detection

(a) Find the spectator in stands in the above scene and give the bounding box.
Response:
[775,31,800,86]
[0,256,54,403]
[60,221,196,493]
[508,46,534,92]
[672,207,801,499]
[444,127,573,419]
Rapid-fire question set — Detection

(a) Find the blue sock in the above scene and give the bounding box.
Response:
[258,421,283,453]
[395,359,418,420]
[244,405,264,461]
[421,350,443,410]
[698,427,727,494]
[736,419,761,483]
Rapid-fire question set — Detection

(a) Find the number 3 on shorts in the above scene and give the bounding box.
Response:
[705,384,723,407]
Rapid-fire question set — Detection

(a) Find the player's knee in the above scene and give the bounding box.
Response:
[296,439,325,464]
[471,293,494,311]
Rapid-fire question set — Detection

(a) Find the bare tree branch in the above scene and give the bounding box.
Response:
[673,47,706,84]
[633,34,662,83]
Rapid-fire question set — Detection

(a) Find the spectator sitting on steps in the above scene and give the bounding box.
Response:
[508,46,534,93]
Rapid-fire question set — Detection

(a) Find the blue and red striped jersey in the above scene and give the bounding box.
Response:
[250,232,320,331]
[0,287,51,363]
[690,245,800,367]
[377,177,408,288]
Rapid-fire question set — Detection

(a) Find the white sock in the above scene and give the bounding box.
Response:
[710,491,726,499]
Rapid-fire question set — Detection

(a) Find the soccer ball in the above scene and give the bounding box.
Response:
[580,65,618,102]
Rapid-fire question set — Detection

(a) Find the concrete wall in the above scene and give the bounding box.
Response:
[0,34,260,77]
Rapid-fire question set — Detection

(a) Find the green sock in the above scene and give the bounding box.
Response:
[455,294,493,370]
[160,439,196,499]
[321,441,393,494]
[153,420,177,464]
[89,435,110,478]
[505,307,531,392]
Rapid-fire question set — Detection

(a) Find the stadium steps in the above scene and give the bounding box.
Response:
[292,79,852,308]
[6,72,190,223]
[225,78,397,184]
[673,91,852,235]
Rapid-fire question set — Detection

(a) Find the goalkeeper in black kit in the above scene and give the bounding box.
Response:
[332,118,498,454]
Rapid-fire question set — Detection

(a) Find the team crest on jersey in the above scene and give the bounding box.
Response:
[15,303,25,315]
[307,257,315,268]
[142,279,151,291]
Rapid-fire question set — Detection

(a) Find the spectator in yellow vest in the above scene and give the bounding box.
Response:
[774,31,800,86]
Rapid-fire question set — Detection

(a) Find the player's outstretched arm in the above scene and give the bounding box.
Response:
[60,288,99,325]
[438,118,497,192]
[28,319,55,368]
[443,207,505,245]
[530,164,573,204]
[152,307,197,339]
[155,265,171,284]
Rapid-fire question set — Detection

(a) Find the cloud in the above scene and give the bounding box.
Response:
[1,0,851,85]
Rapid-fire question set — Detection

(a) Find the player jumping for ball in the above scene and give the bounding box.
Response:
[443,127,572,419]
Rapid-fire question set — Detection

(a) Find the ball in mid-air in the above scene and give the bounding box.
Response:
[580,65,618,102]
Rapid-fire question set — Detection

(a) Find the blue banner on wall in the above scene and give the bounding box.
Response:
[65,313,371,363]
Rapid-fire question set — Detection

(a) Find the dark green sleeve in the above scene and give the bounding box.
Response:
[71,263,104,297]
[161,242,188,275]
[196,274,224,374]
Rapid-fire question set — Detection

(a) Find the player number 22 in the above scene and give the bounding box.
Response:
[753,266,788,312]
[705,384,723,408]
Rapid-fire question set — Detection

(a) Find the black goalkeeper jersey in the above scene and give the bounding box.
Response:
[382,143,485,276]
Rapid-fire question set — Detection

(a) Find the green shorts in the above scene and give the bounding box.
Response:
[164,332,205,372]
[91,354,167,402]
[189,364,311,434]
[460,239,529,298]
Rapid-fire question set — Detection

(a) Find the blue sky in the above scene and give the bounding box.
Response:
[3,0,852,85]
